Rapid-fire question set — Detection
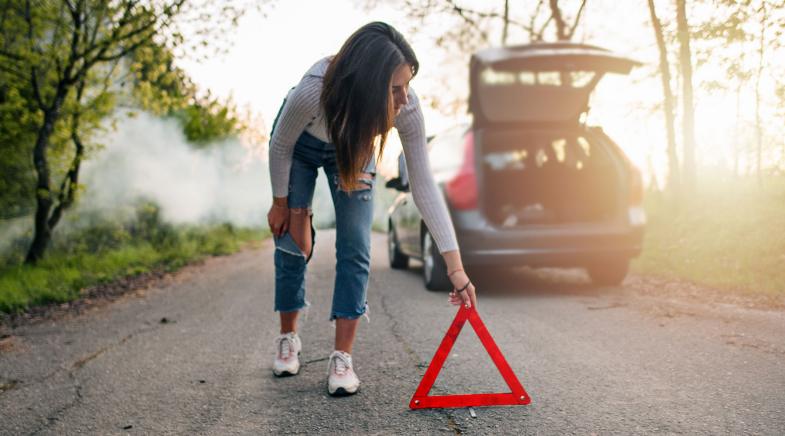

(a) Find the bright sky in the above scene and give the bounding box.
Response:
[177,0,453,176]
[179,2,400,128]
[176,0,782,186]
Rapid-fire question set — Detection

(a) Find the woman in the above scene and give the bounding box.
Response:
[267,21,477,396]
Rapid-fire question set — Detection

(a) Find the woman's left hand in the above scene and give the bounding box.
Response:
[447,270,477,309]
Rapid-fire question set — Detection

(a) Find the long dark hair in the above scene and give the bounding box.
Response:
[321,22,419,190]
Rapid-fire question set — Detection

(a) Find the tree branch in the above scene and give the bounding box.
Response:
[444,0,534,33]
[63,0,76,15]
[49,76,87,230]
[568,0,588,39]
[549,0,568,40]
[87,1,107,53]
[0,49,24,61]
[444,0,489,43]
[74,0,186,82]
[73,1,135,65]
[93,29,157,63]
[529,0,544,41]
[24,0,44,109]
[0,62,27,78]
[502,0,509,45]
[70,19,153,83]
[60,0,84,95]
[535,16,552,42]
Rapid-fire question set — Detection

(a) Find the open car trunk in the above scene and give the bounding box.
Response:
[467,42,639,227]
[469,43,641,126]
[478,129,624,227]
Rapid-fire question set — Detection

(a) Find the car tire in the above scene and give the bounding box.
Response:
[422,228,451,291]
[388,222,409,269]
[587,258,630,286]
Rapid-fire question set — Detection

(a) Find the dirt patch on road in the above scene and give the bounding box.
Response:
[624,274,785,311]
[0,252,236,334]
[0,246,263,336]
[0,267,174,333]
[0,334,20,352]
[458,265,784,313]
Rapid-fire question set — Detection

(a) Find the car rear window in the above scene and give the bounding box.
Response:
[480,66,597,88]
[481,131,612,173]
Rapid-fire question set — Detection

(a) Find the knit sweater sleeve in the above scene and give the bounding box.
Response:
[394,87,459,253]
[268,75,322,198]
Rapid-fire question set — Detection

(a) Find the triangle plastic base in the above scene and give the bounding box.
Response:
[409,305,531,409]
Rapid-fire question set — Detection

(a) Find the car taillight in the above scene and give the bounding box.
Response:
[628,165,643,206]
[445,131,478,210]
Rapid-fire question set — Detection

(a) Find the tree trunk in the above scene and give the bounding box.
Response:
[733,81,742,177]
[548,0,570,86]
[754,2,766,187]
[549,0,569,40]
[25,109,58,264]
[502,0,509,45]
[676,0,696,191]
[25,76,69,264]
[647,0,680,198]
[48,113,85,231]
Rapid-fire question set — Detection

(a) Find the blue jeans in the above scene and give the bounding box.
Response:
[273,129,376,321]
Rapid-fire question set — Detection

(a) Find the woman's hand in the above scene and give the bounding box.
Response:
[267,198,289,237]
[441,250,476,309]
[447,269,477,309]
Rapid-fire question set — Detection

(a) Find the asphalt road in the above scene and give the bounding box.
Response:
[1,230,784,435]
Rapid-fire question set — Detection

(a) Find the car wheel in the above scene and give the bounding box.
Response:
[388,222,409,269]
[587,258,630,286]
[422,228,451,291]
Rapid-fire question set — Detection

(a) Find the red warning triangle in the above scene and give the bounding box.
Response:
[409,305,531,409]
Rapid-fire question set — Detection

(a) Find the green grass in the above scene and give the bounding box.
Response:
[0,204,269,313]
[631,175,785,296]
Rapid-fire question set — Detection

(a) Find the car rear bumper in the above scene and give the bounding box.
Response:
[453,210,644,267]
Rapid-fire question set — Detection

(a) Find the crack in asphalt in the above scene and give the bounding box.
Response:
[375,279,464,435]
[71,332,134,370]
[586,301,627,310]
[7,321,164,393]
[22,322,164,434]
[0,378,18,393]
[722,334,785,355]
[30,372,83,436]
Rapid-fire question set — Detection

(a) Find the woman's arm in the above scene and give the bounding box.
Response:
[268,75,322,199]
[394,88,458,252]
[394,87,477,308]
[267,75,321,236]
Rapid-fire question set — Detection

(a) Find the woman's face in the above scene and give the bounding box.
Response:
[391,63,413,115]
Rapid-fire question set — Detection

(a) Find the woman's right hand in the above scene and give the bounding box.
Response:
[447,269,477,310]
[267,198,289,237]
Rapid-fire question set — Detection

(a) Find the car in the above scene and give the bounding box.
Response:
[386,42,646,290]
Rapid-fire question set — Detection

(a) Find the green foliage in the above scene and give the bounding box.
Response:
[0,201,268,313]
[0,86,37,218]
[130,42,243,144]
[632,174,785,296]
[0,1,190,258]
[174,92,243,145]
[0,0,254,262]
[130,42,195,115]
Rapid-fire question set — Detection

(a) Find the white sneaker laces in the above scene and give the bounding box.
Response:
[277,335,293,359]
[332,352,351,376]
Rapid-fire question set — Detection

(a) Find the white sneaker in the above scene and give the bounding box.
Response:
[272,332,301,377]
[327,350,360,396]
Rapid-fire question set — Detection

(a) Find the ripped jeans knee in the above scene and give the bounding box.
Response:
[288,207,314,258]
[273,231,313,312]
[333,172,375,199]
